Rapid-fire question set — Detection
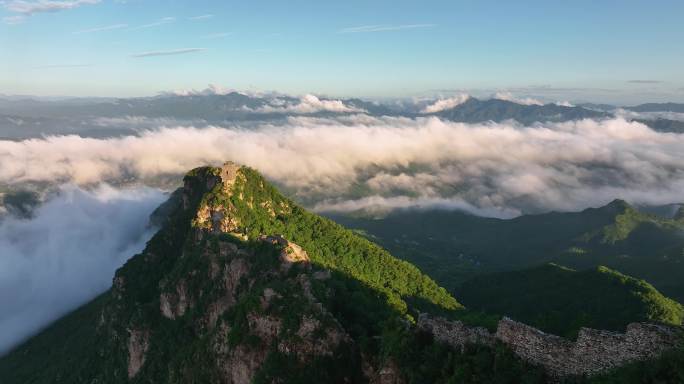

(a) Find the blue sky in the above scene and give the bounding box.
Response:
[1,0,683,103]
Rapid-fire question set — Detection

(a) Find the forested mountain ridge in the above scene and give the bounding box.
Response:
[0,162,548,383]
[330,199,684,302]
[457,263,684,339]
[429,97,607,124]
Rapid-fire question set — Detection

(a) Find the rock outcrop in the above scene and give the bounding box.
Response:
[259,234,311,271]
[127,328,150,379]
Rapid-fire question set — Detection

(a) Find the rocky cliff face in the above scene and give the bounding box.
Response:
[102,162,359,383]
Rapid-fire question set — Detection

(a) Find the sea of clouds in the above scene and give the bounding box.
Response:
[0,185,165,353]
[2,115,683,216]
[1,114,684,353]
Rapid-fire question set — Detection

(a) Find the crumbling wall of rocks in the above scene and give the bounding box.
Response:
[419,314,681,377]
[417,313,494,349]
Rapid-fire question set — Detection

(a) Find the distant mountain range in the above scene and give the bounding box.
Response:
[429,97,607,124]
[2,93,684,140]
[632,118,684,133]
[627,103,684,113]
[578,102,684,113]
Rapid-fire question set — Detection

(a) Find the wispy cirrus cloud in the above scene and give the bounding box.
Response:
[201,32,231,39]
[189,14,213,21]
[73,23,127,34]
[338,23,435,33]
[128,16,175,30]
[2,15,25,24]
[627,80,663,84]
[130,48,206,58]
[31,63,92,69]
[2,0,100,14]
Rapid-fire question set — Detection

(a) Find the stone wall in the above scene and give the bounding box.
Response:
[417,314,494,349]
[418,314,681,378]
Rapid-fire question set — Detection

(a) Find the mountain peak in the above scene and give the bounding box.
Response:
[589,198,633,216]
[605,198,630,210]
[184,161,242,193]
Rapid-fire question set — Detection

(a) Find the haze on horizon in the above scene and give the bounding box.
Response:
[1,0,684,105]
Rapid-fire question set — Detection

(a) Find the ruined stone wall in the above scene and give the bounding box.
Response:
[417,314,494,349]
[495,318,578,376]
[572,322,680,375]
[419,314,681,378]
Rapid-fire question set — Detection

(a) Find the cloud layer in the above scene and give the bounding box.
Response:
[1,116,683,217]
[0,185,165,354]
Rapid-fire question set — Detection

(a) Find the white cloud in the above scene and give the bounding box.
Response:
[1,116,683,217]
[493,91,545,106]
[251,94,365,114]
[421,94,470,113]
[0,185,165,354]
[189,14,213,21]
[128,16,175,30]
[313,195,520,219]
[3,0,99,14]
[130,47,206,58]
[202,32,231,39]
[73,23,127,34]
[31,63,92,68]
[339,24,436,33]
[554,101,575,107]
[161,83,236,96]
[2,15,25,24]
[627,80,663,84]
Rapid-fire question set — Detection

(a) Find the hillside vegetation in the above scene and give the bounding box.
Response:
[330,200,684,302]
[457,264,683,338]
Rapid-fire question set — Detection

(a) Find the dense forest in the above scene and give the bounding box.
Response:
[457,263,683,338]
[330,201,684,302]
